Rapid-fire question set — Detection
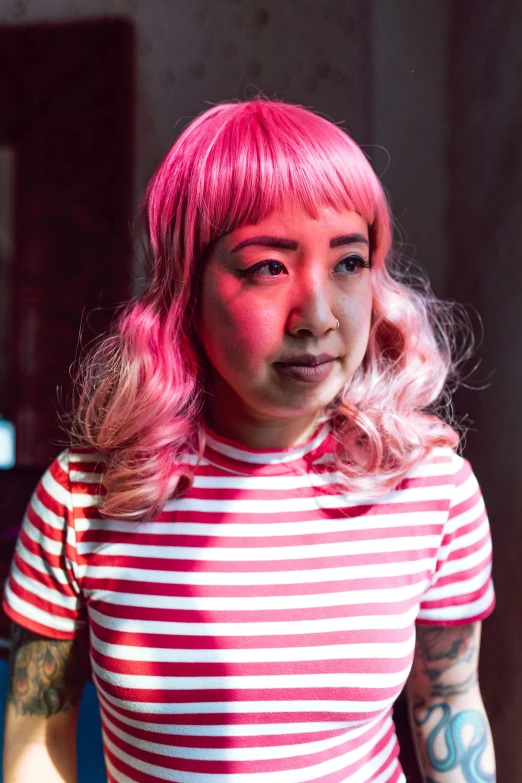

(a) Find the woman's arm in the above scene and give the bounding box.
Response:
[406,621,496,782]
[3,621,90,783]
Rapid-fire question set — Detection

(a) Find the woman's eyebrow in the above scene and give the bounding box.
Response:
[330,233,369,248]
[230,233,369,254]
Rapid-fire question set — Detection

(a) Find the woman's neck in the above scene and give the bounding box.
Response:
[204,407,325,451]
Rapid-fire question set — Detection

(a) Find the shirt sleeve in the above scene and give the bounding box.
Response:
[2,449,86,639]
[417,452,496,626]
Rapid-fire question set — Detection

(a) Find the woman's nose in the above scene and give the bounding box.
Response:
[286,273,337,336]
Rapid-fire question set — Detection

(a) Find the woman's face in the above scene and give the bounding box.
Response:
[198,201,373,440]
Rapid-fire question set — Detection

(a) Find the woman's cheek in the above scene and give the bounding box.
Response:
[228,303,282,358]
[340,291,372,359]
[200,306,273,377]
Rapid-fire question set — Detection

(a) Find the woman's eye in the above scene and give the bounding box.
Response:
[337,254,372,274]
[239,255,372,279]
[242,260,286,277]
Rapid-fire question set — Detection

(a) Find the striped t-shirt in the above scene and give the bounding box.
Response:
[3,420,496,783]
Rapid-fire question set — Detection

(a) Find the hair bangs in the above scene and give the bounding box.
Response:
[192,101,379,248]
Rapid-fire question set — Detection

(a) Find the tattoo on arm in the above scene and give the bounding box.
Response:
[409,624,494,782]
[431,672,479,698]
[7,622,90,717]
[415,624,479,695]
[412,695,495,783]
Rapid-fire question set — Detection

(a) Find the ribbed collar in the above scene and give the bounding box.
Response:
[201,419,335,477]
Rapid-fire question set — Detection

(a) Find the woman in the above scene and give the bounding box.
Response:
[2,98,496,783]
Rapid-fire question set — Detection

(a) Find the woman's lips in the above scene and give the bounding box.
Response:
[274,359,336,383]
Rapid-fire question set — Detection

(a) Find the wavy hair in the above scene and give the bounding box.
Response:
[71,97,466,520]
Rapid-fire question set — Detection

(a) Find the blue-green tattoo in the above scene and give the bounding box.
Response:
[415,701,495,782]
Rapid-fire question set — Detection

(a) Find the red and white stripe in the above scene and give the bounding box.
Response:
[3,422,495,783]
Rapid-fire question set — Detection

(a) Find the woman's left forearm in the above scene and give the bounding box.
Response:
[407,621,496,781]
[407,685,496,782]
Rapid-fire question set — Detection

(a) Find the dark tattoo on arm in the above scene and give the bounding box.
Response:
[415,624,479,695]
[431,672,479,698]
[7,622,90,717]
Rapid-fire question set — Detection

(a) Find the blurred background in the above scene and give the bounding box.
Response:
[0,0,519,780]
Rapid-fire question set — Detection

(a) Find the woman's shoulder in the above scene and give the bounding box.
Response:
[393,446,477,512]
[406,445,465,482]
[60,445,105,471]
[48,446,106,497]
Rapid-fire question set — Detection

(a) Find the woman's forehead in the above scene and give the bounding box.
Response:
[223,204,368,245]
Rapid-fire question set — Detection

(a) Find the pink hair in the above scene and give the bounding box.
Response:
[72,97,462,520]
